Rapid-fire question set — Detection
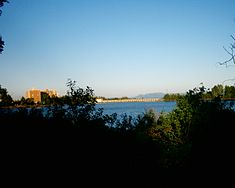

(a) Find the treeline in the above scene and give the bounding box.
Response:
[163,84,235,101]
[0,85,97,108]
[1,81,235,187]
[0,85,131,108]
[13,95,73,107]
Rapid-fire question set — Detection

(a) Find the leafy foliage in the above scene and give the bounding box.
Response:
[0,0,9,54]
[163,93,181,101]
[0,85,13,106]
[145,85,235,170]
[1,82,235,187]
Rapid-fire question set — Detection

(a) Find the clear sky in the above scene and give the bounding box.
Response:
[1,0,235,99]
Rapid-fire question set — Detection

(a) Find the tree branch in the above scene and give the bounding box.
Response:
[219,34,235,66]
[231,35,235,41]
[0,36,4,54]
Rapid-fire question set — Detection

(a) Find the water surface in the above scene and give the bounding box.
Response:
[96,101,177,117]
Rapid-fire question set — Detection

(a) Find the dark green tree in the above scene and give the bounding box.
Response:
[64,79,99,127]
[224,85,235,98]
[163,93,181,101]
[41,92,51,105]
[19,96,34,106]
[66,78,96,106]
[211,84,223,98]
[0,84,13,106]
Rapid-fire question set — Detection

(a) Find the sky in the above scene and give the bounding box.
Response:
[1,0,235,100]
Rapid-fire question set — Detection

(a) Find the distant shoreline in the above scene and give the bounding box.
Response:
[1,98,235,108]
[97,98,163,103]
[97,98,235,103]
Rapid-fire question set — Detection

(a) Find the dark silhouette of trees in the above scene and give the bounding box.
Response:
[163,84,235,100]
[0,84,13,106]
[0,0,8,15]
[66,78,97,106]
[19,96,34,106]
[163,93,181,101]
[1,81,235,187]
[0,36,4,54]
[0,0,9,54]
[40,91,51,105]
[224,85,235,98]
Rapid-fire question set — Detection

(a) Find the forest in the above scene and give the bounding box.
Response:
[1,80,235,187]
[163,84,235,101]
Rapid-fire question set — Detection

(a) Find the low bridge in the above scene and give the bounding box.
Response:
[96,98,163,103]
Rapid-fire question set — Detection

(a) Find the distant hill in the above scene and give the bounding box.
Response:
[134,92,165,99]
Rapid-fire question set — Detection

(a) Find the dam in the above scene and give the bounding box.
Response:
[96,98,163,103]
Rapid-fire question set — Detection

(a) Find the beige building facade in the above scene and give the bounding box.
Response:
[26,88,58,103]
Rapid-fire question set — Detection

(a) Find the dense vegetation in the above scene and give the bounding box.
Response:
[163,84,235,101]
[1,80,235,187]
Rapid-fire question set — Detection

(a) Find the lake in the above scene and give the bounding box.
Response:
[96,101,177,117]
[96,100,235,118]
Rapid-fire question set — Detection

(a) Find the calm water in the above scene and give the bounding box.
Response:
[96,100,235,118]
[96,101,177,117]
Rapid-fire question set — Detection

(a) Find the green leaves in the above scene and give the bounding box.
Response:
[0,85,13,106]
[66,78,96,106]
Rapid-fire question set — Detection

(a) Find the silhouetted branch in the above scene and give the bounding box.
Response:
[0,0,8,16]
[0,0,9,54]
[219,35,235,67]
[0,36,4,54]
[231,34,235,41]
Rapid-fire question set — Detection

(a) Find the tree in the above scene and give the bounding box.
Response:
[41,92,51,105]
[64,79,99,127]
[211,84,223,98]
[66,78,96,106]
[0,0,9,54]
[218,26,235,94]
[224,85,235,98]
[17,96,34,106]
[219,34,235,67]
[0,0,8,15]
[0,36,4,54]
[0,84,13,106]
[163,93,181,101]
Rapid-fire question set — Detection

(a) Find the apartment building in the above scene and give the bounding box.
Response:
[26,88,58,103]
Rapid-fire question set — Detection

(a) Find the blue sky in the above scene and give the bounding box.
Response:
[1,0,235,99]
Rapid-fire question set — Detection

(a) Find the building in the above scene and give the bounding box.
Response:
[96,98,104,103]
[26,89,41,103]
[25,88,58,103]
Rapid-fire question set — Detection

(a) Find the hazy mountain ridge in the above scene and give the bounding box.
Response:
[134,92,165,99]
